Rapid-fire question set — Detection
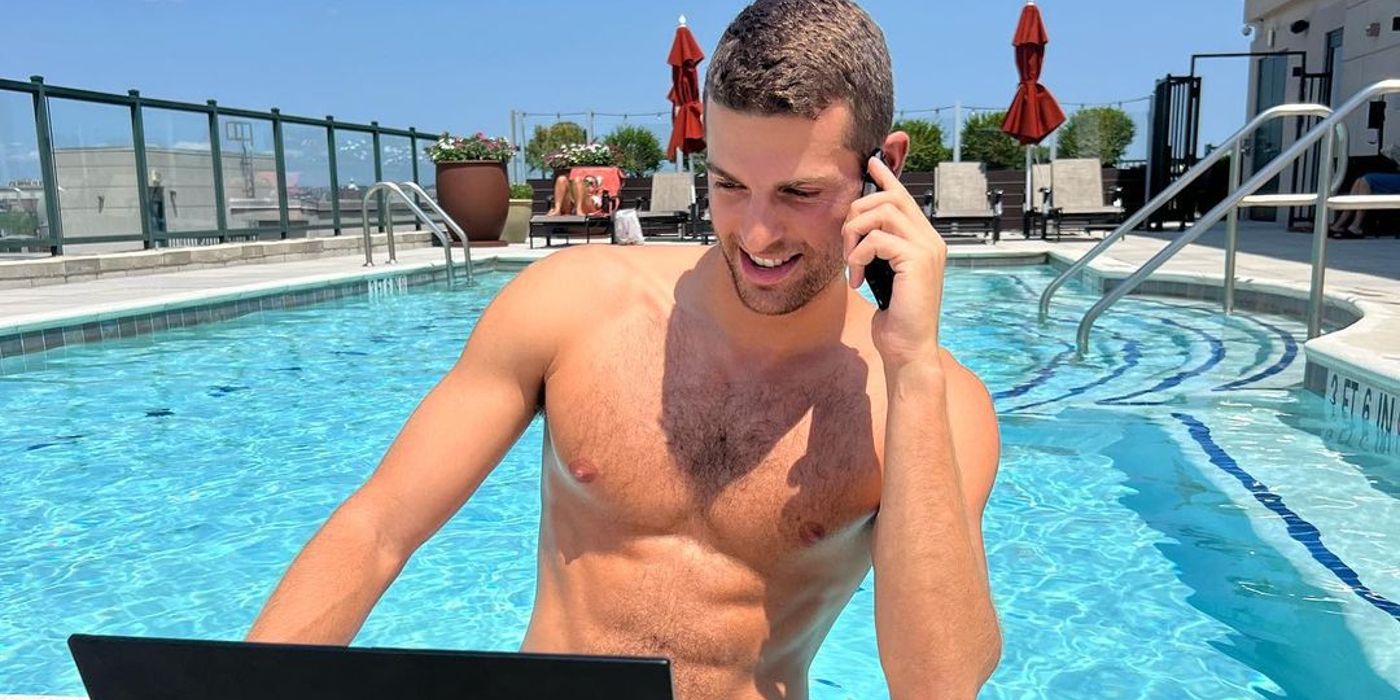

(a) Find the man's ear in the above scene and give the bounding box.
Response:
[882,130,912,176]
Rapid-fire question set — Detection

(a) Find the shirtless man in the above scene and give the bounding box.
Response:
[248,1,1002,697]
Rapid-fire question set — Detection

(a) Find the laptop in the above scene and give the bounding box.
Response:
[69,634,674,700]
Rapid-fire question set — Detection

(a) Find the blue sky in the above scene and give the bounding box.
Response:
[4,0,1252,178]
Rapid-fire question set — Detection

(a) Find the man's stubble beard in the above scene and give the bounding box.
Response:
[719,237,847,316]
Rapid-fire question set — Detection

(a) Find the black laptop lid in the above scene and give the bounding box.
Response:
[69,634,673,700]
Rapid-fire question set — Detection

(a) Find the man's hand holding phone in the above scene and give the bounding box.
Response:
[843,154,949,373]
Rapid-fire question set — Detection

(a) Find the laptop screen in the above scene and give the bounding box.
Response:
[70,634,674,700]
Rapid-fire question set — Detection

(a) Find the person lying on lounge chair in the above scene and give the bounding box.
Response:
[545,174,605,216]
[1330,144,1400,237]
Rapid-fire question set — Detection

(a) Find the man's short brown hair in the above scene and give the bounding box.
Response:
[704,0,894,156]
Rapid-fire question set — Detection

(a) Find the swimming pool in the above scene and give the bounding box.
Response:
[2,264,1397,698]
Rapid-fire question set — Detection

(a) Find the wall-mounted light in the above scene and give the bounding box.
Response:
[1289,19,1310,34]
[1242,23,1256,37]
[1364,22,1381,38]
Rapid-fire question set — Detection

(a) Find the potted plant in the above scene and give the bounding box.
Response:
[428,132,518,245]
[503,182,534,244]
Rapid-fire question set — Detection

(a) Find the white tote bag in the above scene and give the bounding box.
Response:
[613,208,644,245]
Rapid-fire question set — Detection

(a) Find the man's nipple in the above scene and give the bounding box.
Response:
[799,521,828,545]
[567,458,598,483]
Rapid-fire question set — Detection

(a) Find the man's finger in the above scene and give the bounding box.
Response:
[842,203,908,259]
[867,155,905,194]
[847,229,912,289]
[848,189,923,223]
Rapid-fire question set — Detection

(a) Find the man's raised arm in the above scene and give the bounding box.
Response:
[246,250,591,645]
[845,155,1001,698]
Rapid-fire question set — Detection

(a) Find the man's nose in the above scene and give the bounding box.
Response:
[737,197,783,251]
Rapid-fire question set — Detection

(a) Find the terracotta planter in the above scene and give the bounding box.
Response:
[435,160,509,245]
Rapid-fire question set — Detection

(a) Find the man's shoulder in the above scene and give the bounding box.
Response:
[518,245,699,296]
[504,245,698,325]
[938,348,994,416]
[938,348,1000,505]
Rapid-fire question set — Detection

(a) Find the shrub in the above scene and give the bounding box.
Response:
[524,121,587,174]
[892,118,951,171]
[603,125,666,177]
[959,111,1023,170]
[1057,107,1136,166]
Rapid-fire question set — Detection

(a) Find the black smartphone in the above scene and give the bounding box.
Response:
[860,148,895,310]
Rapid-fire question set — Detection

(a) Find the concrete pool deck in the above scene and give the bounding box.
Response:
[0,221,1396,403]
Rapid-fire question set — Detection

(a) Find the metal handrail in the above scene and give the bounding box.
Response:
[360,182,462,287]
[1038,102,1334,324]
[396,181,474,285]
[1074,78,1400,355]
[1224,113,1348,314]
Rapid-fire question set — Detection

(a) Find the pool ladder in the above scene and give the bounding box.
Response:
[360,181,474,286]
[1041,78,1400,356]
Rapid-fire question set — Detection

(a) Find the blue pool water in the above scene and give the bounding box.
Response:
[2,265,1397,698]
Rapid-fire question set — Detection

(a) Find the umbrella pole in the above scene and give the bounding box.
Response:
[1025,146,1033,235]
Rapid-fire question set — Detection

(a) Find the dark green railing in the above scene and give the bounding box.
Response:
[0,75,442,255]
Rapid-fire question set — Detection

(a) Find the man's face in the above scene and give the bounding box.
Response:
[705,101,866,316]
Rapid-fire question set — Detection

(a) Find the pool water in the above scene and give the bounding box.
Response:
[1,265,1396,698]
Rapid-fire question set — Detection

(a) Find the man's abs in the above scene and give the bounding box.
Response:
[521,530,846,700]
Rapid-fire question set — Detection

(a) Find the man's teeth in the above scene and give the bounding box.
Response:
[750,253,794,268]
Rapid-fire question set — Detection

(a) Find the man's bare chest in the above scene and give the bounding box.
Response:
[541,313,885,563]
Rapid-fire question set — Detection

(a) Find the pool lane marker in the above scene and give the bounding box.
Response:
[1212,317,1298,392]
[1172,412,1400,622]
[1004,340,1143,413]
[993,346,1076,400]
[1097,318,1226,406]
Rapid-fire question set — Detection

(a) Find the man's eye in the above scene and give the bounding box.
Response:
[715,181,743,190]
[785,189,817,198]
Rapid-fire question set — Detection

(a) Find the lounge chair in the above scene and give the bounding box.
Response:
[634,171,703,240]
[529,166,624,248]
[1042,158,1123,240]
[931,162,1003,243]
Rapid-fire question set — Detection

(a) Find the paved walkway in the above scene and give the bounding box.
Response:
[0,223,1396,392]
[0,245,545,327]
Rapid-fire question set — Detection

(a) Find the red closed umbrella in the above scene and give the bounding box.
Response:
[1001,1,1064,145]
[666,16,706,163]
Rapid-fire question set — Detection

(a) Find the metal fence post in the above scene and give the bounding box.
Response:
[326,117,340,235]
[30,76,64,255]
[953,99,963,163]
[509,110,517,183]
[271,107,290,239]
[409,127,422,232]
[129,89,155,249]
[371,121,385,233]
[207,100,229,241]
